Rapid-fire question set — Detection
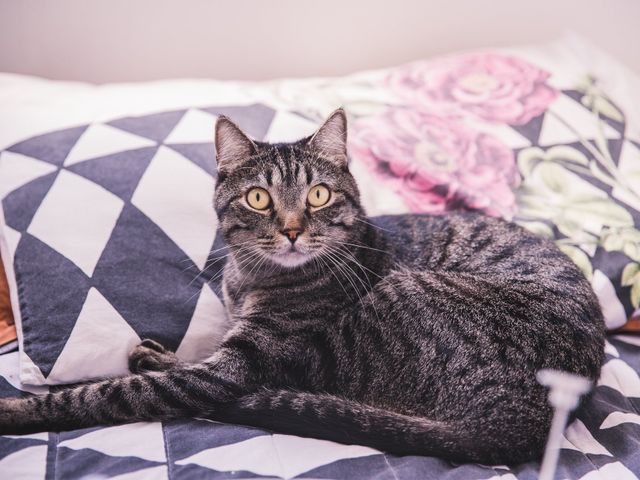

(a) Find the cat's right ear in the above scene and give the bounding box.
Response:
[214,116,257,173]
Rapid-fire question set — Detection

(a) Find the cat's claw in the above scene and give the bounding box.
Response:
[139,338,169,354]
[128,339,180,373]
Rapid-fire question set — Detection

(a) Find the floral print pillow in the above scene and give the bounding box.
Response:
[344,52,640,330]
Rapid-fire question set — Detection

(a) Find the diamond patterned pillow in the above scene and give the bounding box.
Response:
[0,103,318,385]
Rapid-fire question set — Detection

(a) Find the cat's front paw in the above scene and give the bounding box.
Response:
[128,339,180,374]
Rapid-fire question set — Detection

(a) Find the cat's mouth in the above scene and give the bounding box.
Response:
[270,248,312,268]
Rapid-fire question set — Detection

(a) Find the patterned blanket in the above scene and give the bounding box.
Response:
[1,335,639,479]
[1,36,640,479]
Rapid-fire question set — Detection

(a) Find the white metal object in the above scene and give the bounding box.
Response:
[537,369,592,480]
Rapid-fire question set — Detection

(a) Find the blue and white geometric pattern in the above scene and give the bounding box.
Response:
[1,107,640,477]
[2,336,640,479]
[0,104,318,385]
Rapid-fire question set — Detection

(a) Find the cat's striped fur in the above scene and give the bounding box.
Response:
[0,109,605,464]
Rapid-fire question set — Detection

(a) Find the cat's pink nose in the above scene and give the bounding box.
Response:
[282,228,303,244]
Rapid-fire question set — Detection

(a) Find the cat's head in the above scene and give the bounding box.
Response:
[213,109,364,269]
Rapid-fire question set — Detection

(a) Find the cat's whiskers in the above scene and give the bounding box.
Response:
[198,249,263,301]
[179,240,252,265]
[354,217,392,233]
[232,250,270,301]
[234,249,265,272]
[334,240,389,255]
[326,245,372,290]
[322,248,365,307]
[184,253,230,286]
[245,253,270,290]
[182,247,260,304]
[265,255,282,278]
[183,252,232,286]
[185,249,235,278]
[333,245,385,280]
[316,252,351,299]
[325,245,382,322]
[186,245,253,286]
[203,247,263,287]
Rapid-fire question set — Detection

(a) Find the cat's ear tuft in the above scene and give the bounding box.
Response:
[308,108,348,168]
[214,116,257,173]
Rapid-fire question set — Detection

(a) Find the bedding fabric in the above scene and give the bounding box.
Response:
[0,34,639,386]
[0,32,640,479]
[0,103,284,384]
[1,335,640,478]
[0,251,16,347]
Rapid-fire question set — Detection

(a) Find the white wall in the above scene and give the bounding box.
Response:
[0,0,638,83]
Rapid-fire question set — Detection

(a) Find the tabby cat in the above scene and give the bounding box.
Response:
[0,109,605,464]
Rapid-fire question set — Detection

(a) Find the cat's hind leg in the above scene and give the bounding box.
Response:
[128,339,182,373]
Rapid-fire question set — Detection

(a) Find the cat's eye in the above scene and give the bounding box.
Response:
[246,187,271,210]
[308,185,331,208]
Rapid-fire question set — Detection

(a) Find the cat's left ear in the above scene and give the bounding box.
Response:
[215,116,257,173]
[308,108,348,168]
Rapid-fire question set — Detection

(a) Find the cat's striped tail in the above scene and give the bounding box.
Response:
[214,389,545,464]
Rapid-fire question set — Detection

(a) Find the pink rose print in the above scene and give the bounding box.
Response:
[349,108,519,217]
[386,53,558,125]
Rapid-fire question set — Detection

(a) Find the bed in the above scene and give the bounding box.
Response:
[1,35,640,478]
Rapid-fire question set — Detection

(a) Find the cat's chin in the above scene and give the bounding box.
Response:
[270,251,312,269]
